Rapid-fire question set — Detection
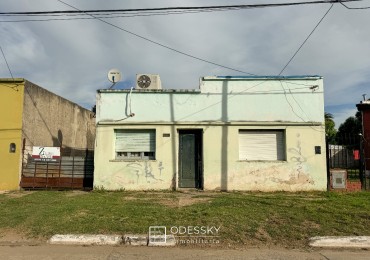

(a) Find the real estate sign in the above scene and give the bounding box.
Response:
[32,146,60,162]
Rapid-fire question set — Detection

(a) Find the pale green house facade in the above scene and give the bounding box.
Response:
[94,76,326,191]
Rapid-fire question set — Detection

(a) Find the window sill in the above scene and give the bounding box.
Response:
[110,159,157,162]
[237,160,287,163]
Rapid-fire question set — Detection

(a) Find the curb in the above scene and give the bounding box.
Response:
[309,236,370,248]
[124,234,148,246]
[48,234,123,245]
[48,234,176,246]
[148,235,176,247]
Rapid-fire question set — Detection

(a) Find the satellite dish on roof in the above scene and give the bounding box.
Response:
[107,69,122,83]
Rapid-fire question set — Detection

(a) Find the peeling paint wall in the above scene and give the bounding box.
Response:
[94,124,326,191]
[202,125,326,191]
[94,125,177,190]
[94,77,326,191]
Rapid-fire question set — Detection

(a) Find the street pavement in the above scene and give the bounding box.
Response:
[0,244,369,260]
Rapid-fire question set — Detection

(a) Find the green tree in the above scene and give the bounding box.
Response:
[325,112,337,144]
[336,111,362,145]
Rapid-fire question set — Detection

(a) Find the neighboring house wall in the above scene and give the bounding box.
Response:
[364,107,370,174]
[22,81,95,150]
[0,78,96,191]
[0,79,24,190]
[94,76,326,191]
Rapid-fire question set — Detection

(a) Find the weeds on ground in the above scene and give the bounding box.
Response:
[0,190,369,248]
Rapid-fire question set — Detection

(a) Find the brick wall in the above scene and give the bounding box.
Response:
[330,169,362,192]
[346,181,362,192]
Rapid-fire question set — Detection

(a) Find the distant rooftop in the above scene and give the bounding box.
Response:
[358,99,370,104]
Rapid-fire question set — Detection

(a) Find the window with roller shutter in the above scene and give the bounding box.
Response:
[115,129,156,160]
[239,130,285,161]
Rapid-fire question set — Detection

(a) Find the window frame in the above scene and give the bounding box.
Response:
[238,129,286,161]
[114,129,156,160]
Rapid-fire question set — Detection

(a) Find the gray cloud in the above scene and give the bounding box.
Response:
[1,0,370,125]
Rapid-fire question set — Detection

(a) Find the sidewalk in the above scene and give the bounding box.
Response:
[309,236,370,248]
[2,232,370,249]
[47,234,370,249]
[1,244,370,260]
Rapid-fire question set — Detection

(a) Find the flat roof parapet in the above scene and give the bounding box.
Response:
[0,78,25,83]
[98,89,201,93]
[205,75,323,80]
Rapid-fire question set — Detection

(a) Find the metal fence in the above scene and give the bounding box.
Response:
[327,133,368,189]
[20,140,94,190]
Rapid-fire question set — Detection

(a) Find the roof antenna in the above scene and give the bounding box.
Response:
[107,69,122,89]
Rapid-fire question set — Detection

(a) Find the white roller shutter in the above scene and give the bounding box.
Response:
[115,130,155,152]
[239,130,285,161]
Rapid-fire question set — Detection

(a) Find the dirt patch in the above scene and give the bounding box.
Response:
[1,191,35,198]
[0,228,43,245]
[64,190,90,197]
[72,210,90,217]
[302,220,320,230]
[122,192,214,207]
[255,227,272,242]
[158,196,212,208]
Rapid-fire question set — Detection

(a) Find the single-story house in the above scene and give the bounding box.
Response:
[94,75,326,191]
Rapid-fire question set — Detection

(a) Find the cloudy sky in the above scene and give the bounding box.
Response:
[0,0,369,127]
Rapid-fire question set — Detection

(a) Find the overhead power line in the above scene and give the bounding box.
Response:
[0,2,363,23]
[0,0,361,16]
[278,3,334,75]
[54,0,340,77]
[275,3,334,127]
[0,45,14,80]
[0,8,254,23]
[56,0,257,76]
[340,1,370,9]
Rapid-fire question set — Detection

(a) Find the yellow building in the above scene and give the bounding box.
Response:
[0,79,95,191]
[0,79,24,190]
